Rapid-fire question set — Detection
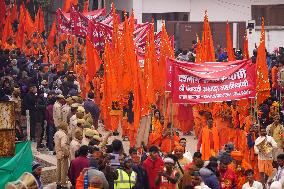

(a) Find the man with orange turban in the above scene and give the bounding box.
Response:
[229,151,252,189]
[174,145,190,169]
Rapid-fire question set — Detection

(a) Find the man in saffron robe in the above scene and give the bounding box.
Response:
[148,109,163,147]
[197,114,220,160]
[229,151,252,189]
[160,122,179,154]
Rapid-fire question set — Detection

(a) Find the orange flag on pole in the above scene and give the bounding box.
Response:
[63,0,78,12]
[86,36,101,79]
[144,23,156,106]
[25,9,35,34]
[10,3,18,22]
[159,22,174,93]
[243,31,249,59]
[256,18,270,105]
[83,0,89,13]
[226,21,236,61]
[201,11,215,62]
[2,13,13,43]
[35,7,45,33]
[16,4,26,48]
[195,34,204,63]
[47,21,56,49]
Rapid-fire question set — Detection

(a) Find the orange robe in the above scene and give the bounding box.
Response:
[198,125,220,161]
[148,118,163,147]
[109,110,121,132]
[160,134,180,154]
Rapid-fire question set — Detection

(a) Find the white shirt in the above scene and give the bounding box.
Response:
[273,166,284,187]
[254,135,278,160]
[242,181,263,189]
[194,182,210,189]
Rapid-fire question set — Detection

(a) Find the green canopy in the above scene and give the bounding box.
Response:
[0,141,33,188]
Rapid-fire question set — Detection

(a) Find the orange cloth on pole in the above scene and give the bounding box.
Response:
[243,31,249,60]
[35,7,45,33]
[25,10,35,35]
[144,24,157,106]
[256,18,270,105]
[10,4,18,22]
[83,1,89,12]
[201,11,215,62]
[86,37,101,79]
[47,21,56,49]
[226,22,236,61]
[16,4,26,48]
[2,13,13,43]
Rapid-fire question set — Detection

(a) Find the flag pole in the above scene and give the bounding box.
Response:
[170,97,174,153]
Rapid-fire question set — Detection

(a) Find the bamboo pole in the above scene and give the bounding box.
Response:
[170,97,174,153]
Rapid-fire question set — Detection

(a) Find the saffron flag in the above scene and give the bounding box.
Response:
[47,21,57,49]
[226,21,236,61]
[144,23,156,106]
[86,36,101,79]
[201,11,215,62]
[243,31,249,60]
[35,7,45,33]
[15,4,26,48]
[2,13,13,43]
[256,18,270,105]
[83,0,89,13]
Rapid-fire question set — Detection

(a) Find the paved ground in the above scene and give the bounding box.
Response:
[34,124,197,188]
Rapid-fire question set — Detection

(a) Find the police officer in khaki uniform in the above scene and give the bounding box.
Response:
[54,122,70,188]
[70,128,83,161]
[53,95,65,128]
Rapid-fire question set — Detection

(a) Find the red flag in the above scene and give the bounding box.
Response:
[47,21,56,49]
[243,31,249,59]
[226,21,236,61]
[256,18,270,105]
[86,36,101,79]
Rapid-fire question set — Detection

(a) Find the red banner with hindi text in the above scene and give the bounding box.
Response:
[166,58,256,103]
